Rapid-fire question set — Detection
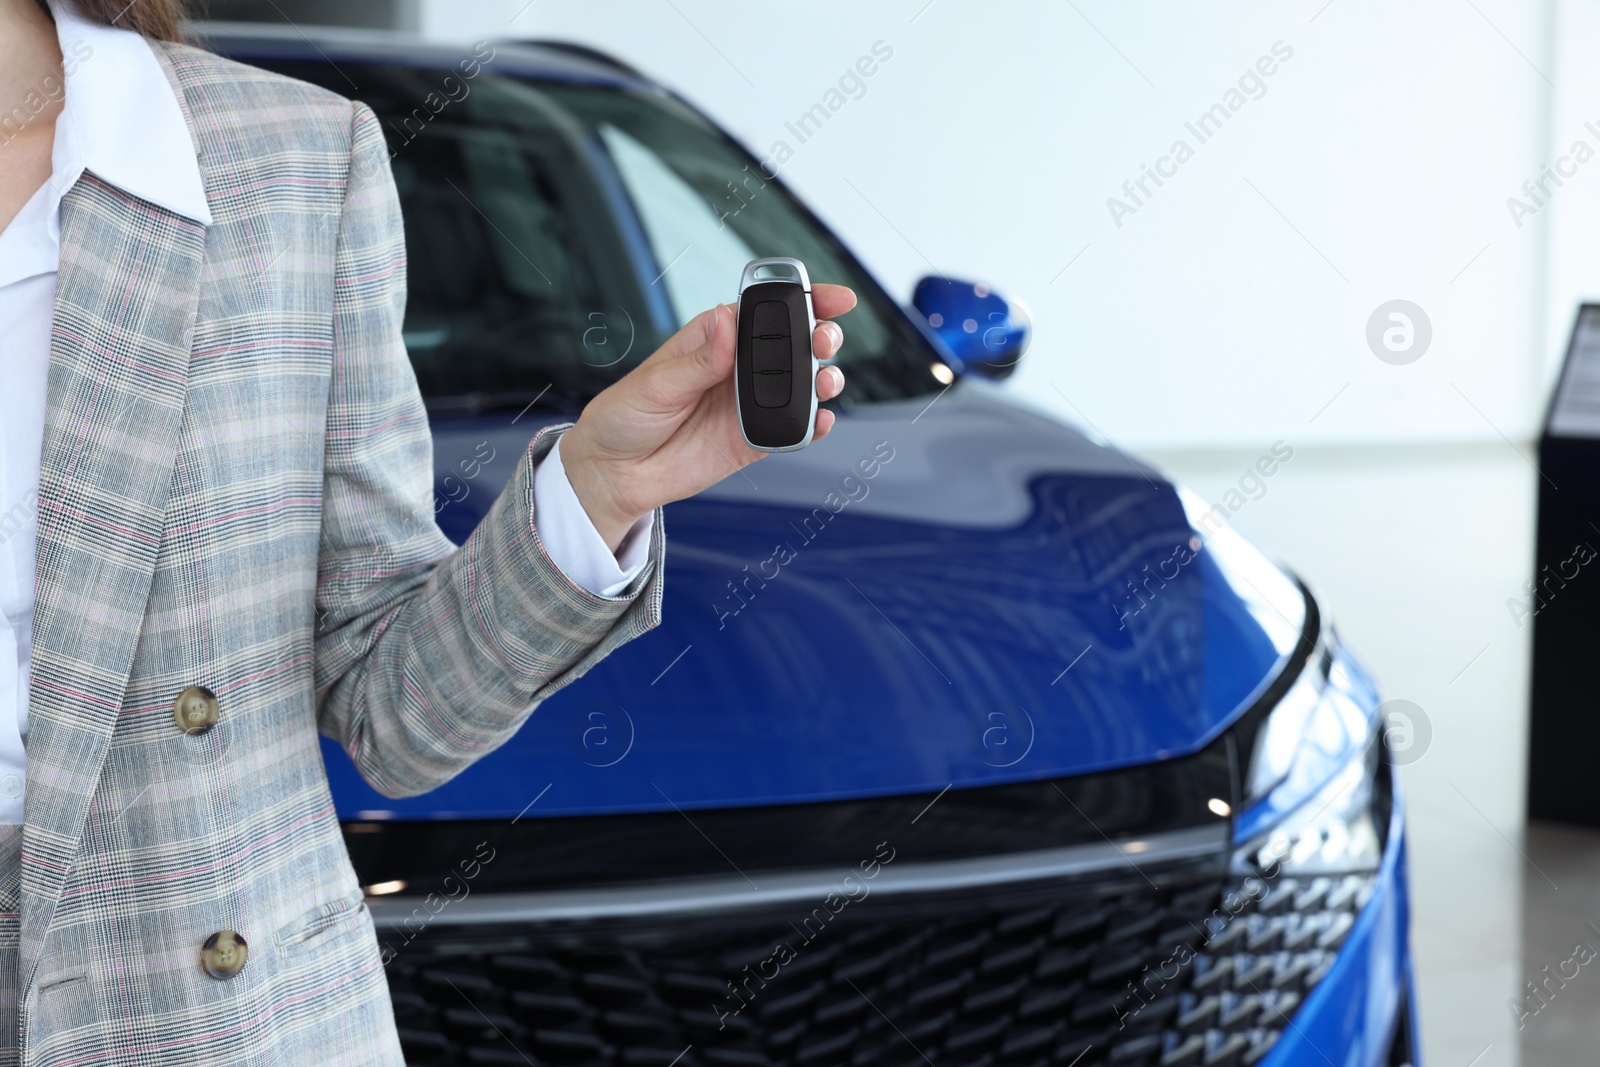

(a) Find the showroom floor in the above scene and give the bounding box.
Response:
[1145,440,1545,1067]
[1519,824,1600,1062]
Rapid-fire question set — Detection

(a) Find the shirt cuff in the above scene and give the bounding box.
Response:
[531,435,654,598]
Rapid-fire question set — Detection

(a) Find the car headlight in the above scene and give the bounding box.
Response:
[1235,632,1388,878]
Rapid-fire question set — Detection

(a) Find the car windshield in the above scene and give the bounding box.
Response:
[259,58,944,412]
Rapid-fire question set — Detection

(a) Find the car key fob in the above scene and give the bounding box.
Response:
[736,257,817,452]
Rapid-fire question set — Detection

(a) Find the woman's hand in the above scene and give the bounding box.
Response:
[559,284,856,551]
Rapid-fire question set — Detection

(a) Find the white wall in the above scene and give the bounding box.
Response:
[1542,0,1600,403]
[415,1,1556,451]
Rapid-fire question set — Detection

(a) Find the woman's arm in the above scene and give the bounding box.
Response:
[312,103,665,798]
[312,100,852,798]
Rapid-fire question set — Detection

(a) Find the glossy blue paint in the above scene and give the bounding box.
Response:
[323,388,1301,819]
[910,276,1029,377]
[1258,785,1414,1066]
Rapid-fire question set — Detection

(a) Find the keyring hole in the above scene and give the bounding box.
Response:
[753,264,801,282]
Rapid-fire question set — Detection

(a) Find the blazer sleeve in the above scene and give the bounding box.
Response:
[312,101,665,799]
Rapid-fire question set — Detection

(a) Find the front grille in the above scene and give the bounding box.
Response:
[380,865,1373,1067]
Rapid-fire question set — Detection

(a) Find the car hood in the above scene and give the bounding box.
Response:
[324,383,1305,819]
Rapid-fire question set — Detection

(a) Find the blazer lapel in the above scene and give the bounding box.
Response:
[21,172,205,993]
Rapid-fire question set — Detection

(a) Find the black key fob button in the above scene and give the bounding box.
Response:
[752,337,789,374]
[750,301,792,408]
[753,369,792,408]
[751,300,789,339]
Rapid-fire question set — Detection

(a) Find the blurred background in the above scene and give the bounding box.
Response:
[194,1,1600,1062]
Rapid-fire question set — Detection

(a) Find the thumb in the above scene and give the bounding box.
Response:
[641,302,736,411]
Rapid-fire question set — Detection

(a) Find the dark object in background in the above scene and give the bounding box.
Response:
[1529,304,1600,827]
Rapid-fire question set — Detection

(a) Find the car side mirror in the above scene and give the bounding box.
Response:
[911,276,1030,380]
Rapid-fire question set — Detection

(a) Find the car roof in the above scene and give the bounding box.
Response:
[190,22,666,95]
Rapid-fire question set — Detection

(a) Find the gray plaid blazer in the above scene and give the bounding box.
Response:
[21,42,663,1065]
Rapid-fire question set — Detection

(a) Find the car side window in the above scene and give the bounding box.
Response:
[597,123,754,324]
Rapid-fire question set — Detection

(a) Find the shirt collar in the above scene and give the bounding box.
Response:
[46,0,211,226]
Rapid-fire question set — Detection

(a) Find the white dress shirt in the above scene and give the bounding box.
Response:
[0,1,651,825]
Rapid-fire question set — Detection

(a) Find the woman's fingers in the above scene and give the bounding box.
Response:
[633,303,736,415]
[627,288,848,433]
[813,320,843,361]
[812,283,857,320]
[813,407,837,441]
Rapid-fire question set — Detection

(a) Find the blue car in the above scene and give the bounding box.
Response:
[205,26,1418,1067]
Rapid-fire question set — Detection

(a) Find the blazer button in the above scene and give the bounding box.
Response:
[200,930,248,979]
[173,686,218,736]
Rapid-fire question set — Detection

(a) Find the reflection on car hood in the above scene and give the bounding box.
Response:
[324,385,1304,819]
